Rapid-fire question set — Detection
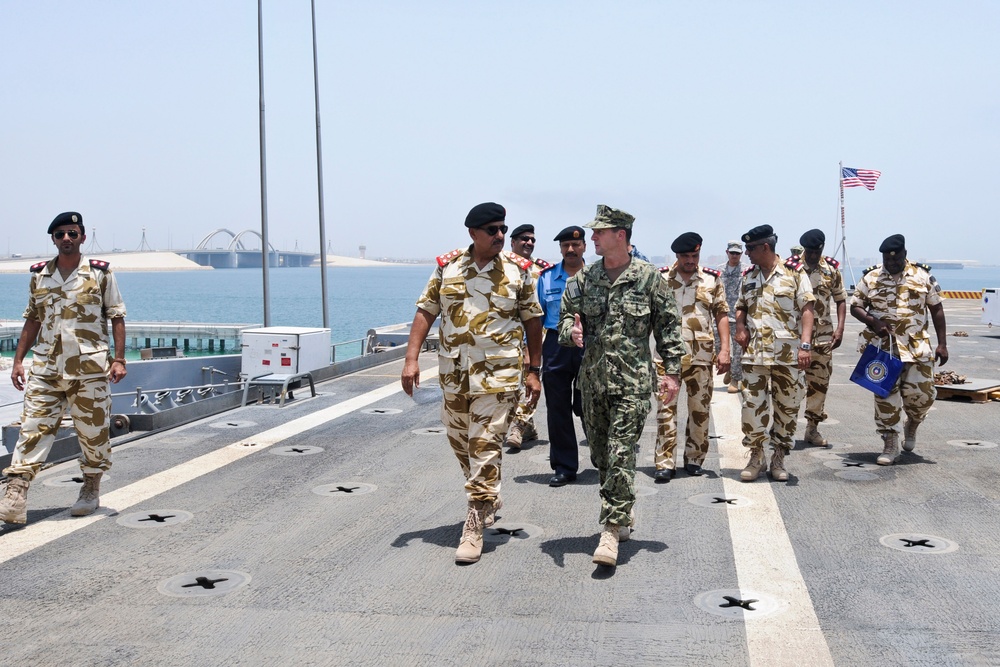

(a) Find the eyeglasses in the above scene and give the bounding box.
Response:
[482,224,508,236]
[745,243,762,252]
[53,230,80,240]
[515,236,536,243]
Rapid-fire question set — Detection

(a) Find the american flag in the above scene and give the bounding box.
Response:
[841,167,881,190]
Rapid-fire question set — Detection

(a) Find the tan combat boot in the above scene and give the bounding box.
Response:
[0,476,30,525]
[483,495,502,527]
[455,501,485,564]
[740,448,767,482]
[903,419,919,452]
[877,433,901,466]
[803,421,829,447]
[593,523,620,567]
[506,421,525,449]
[521,419,538,442]
[619,507,637,542]
[769,448,789,482]
[70,472,102,517]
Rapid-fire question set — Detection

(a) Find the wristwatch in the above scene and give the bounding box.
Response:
[799,342,812,351]
[113,357,127,365]
[527,365,542,374]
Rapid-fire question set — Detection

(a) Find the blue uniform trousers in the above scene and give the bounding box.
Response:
[542,329,583,476]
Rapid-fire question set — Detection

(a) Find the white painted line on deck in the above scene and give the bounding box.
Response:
[713,382,835,667]
[0,368,437,565]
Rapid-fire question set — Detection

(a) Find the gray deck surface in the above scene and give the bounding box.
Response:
[1,300,999,666]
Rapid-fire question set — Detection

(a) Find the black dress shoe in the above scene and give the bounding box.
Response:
[653,468,675,483]
[548,473,576,487]
[684,462,704,476]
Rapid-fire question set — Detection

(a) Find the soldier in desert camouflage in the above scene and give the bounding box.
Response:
[734,224,815,483]
[401,203,543,565]
[2,212,127,525]
[560,205,683,568]
[653,232,730,482]
[795,229,847,447]
[849,234,948,465]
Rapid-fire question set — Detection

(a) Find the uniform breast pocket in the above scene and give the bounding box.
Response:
[440,281,466,313]
[581,296,605,318]
[490,292,517,318]
[773,286,796,312]
[622,298,651,337]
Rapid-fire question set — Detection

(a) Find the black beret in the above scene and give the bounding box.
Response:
[741,224,774,244]
[671,231,703,253]
[554,225,585,242]
[464,202,506,229]
[509,224,534,239]
[879,234,906,254]
[799,229,825,250]
[48,211,84,234]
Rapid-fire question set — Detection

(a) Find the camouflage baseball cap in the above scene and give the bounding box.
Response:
[584,204,634,230]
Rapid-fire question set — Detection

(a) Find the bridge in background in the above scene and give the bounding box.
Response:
[178,228,317,268]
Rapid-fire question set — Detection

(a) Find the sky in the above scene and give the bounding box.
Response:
[1,1,997,266]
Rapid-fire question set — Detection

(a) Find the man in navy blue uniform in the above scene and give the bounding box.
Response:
[538,226,587,486]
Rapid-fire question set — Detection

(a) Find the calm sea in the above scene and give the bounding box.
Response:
[2,263,998,356]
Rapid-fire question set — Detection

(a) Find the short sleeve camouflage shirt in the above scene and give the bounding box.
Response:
[664,266,729,366]
[24,256,127,379]
[849,261,943,362]
[803,257,847,343]
[736,261,815,366]
[416,246,543,395]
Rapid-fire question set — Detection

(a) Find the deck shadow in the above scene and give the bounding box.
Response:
[391,521,463,550]
[539,533,669,569]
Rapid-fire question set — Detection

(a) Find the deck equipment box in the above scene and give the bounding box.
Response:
[241,327,331,376]
[983,289,1000,327]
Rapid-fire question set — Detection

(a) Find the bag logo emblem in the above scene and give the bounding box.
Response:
[865,360,888,383]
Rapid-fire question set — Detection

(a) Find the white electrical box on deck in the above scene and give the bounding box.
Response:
[241,327,331,376]
[983,289,1000,327]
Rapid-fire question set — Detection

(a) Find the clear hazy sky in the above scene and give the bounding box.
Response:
[2,1,996,264]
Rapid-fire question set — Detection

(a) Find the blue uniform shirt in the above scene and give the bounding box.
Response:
[537,261,575,330]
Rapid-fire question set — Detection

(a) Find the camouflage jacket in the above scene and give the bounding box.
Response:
[558,258,683,396]
[662,265,729,367]
[850,261,943,363]
[416,246,543,395]
[716,261,747,321]
[736,259,815,366]
[24,256,127,379]
[802,256,847,343]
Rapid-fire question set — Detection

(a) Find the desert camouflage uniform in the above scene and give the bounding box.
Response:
[717,261,746,382]
[736,259,815,453]
[416,246,543,502]
[559,258,683,526]
[802,256,847,423]
[850,261,942,435]
[4,257,126,481]
[654,266,729,470]
[510,255,553,431]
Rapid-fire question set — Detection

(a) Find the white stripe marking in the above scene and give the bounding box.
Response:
[0,368,437,564]
[713,383,835,666]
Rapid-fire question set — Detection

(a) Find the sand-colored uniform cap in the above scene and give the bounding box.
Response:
[584,204,635,230]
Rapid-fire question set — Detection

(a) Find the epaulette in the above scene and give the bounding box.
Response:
[862,265,879,276]
[658,266,670,273]
[533,257,554,271]
[742,265,756,277]
[539,262,558,274]
[436,248,464,267]
[784,256,804,271]
[701,266,721,277]
[914,262,932,272]
[89,259,110,271]
[29,260,48,273]
[824,256,840,269]
[505,251,533,271]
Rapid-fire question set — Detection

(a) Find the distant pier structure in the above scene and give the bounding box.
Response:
[180,229,316,268]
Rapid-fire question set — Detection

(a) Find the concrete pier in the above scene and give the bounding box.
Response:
[0,321,258,354]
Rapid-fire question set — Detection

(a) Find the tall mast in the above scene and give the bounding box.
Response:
[257,0,272,326]
[311,0,330,329]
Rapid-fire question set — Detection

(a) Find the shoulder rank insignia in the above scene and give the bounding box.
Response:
[742,264,756,277]
[505,251,533,271]
[658,266,671,273]
[914,262,932,272]
[533,257,554,271]
[862,265,879,276]
[89,259,110,271]
[784,256,804,271]
[824,256,840,269]
[436,248,464,267]
[539,262,558,274]
[701,266,721,277]
[29,260,48,273]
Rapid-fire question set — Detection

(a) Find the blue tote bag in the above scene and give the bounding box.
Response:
[850,336,904,398]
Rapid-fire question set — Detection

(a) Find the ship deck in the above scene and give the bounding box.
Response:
[1,299,999,666]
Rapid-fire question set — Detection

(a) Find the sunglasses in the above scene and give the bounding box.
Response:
[745,243,763,252]
[482,224,508,236]
[515,236,536,243]
[53,230,80,240]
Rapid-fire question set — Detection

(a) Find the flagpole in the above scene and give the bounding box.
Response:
[839,160,846,268]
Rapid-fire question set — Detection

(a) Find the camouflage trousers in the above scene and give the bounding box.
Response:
[654,364,713,469]
[803,342,834,423]
[4,374,112,482]
[741,364,804,453]
[582,390,650,527]
[874,361,935,435]
[442,390,517,503]
[715,317,743,382]
[511,365,538,426]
